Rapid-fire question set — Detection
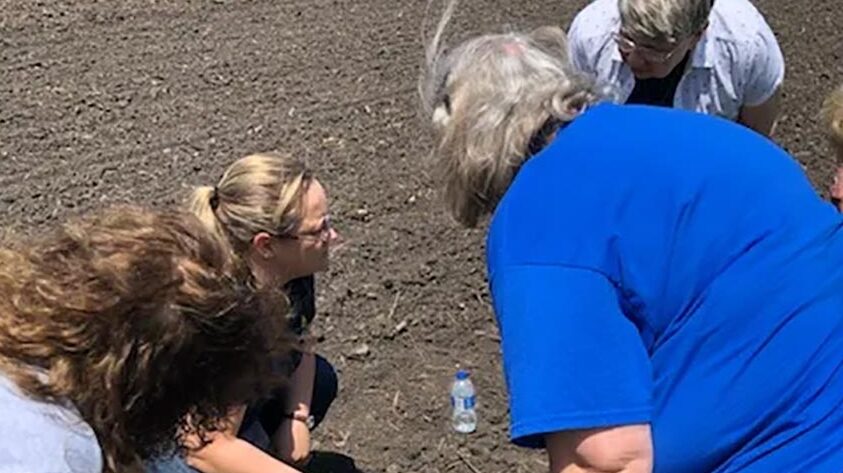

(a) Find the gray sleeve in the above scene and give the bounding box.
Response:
[567,13,592,76]
[0,431,102,473]
[741,22,785,106]
[0,381,103,473]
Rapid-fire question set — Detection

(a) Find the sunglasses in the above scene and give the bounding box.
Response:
[613,33,686,64]
[275,215,334,242]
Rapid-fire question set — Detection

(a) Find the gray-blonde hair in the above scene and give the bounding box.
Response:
[189,152,312,270]
[821,83,843,149]
[619,0,714,44]
[420,0,604,227]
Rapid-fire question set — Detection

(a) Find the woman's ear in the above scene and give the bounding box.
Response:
[251,232,275,259]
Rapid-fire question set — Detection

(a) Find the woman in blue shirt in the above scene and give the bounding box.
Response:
[420,8,843,473]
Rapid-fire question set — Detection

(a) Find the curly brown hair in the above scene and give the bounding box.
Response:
[0,207,292,473]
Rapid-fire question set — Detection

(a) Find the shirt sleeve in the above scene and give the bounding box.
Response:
[491,264,653,448]
[0,426,103,473]
[741,26,785,106]
[566,13,592,76]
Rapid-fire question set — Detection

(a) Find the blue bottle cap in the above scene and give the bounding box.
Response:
[456,369,470,380]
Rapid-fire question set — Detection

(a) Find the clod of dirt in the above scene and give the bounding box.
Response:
[347,343,370,360]
[388,319,408,339]
[351,208,371,222]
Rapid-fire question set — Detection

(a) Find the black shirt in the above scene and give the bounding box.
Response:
[284,275,316,335]
[625,52,691,107]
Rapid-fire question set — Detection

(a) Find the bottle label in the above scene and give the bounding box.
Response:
[451,395,476,410]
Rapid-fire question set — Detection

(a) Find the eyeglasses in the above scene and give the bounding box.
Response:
[275,215,334,242]
[613,33,685,64]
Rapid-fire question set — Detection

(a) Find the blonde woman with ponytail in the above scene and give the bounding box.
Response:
[150,152,340,473]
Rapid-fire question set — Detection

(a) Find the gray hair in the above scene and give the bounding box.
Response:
[420,0,605,227]
[618,0,714,44]
[821,83,843,148]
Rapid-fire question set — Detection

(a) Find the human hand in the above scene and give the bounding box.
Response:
[274,417,312,466]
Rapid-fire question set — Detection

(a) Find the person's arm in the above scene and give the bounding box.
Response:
[738,88,781,137]
[489,265,653,449]
[273,276,319,464]
[545,425,653,473]
[272,351,316,464]
[186,437,302,473]
[738,19,785,137]
[181,406,301,473]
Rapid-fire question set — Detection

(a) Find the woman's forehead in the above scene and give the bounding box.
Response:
[300,180,329,221]
[620,25,676,49]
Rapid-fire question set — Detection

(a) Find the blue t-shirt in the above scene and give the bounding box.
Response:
[487,103,843,473]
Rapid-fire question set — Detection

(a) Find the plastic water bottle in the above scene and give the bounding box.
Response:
[450,370,477,433]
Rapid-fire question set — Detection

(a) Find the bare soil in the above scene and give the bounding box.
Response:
[2,1,841,472]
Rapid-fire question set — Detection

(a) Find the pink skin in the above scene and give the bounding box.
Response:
[502,41,525,56]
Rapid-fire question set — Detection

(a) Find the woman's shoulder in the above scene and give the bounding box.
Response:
[0,373,103,473]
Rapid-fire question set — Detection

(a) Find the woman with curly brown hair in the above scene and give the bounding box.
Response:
[0,206,292,473]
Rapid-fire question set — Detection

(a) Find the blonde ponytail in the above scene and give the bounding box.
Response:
[188,185,240,271]
[187,152,312,270]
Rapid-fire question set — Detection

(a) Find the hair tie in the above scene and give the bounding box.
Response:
[210,186,220,210]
